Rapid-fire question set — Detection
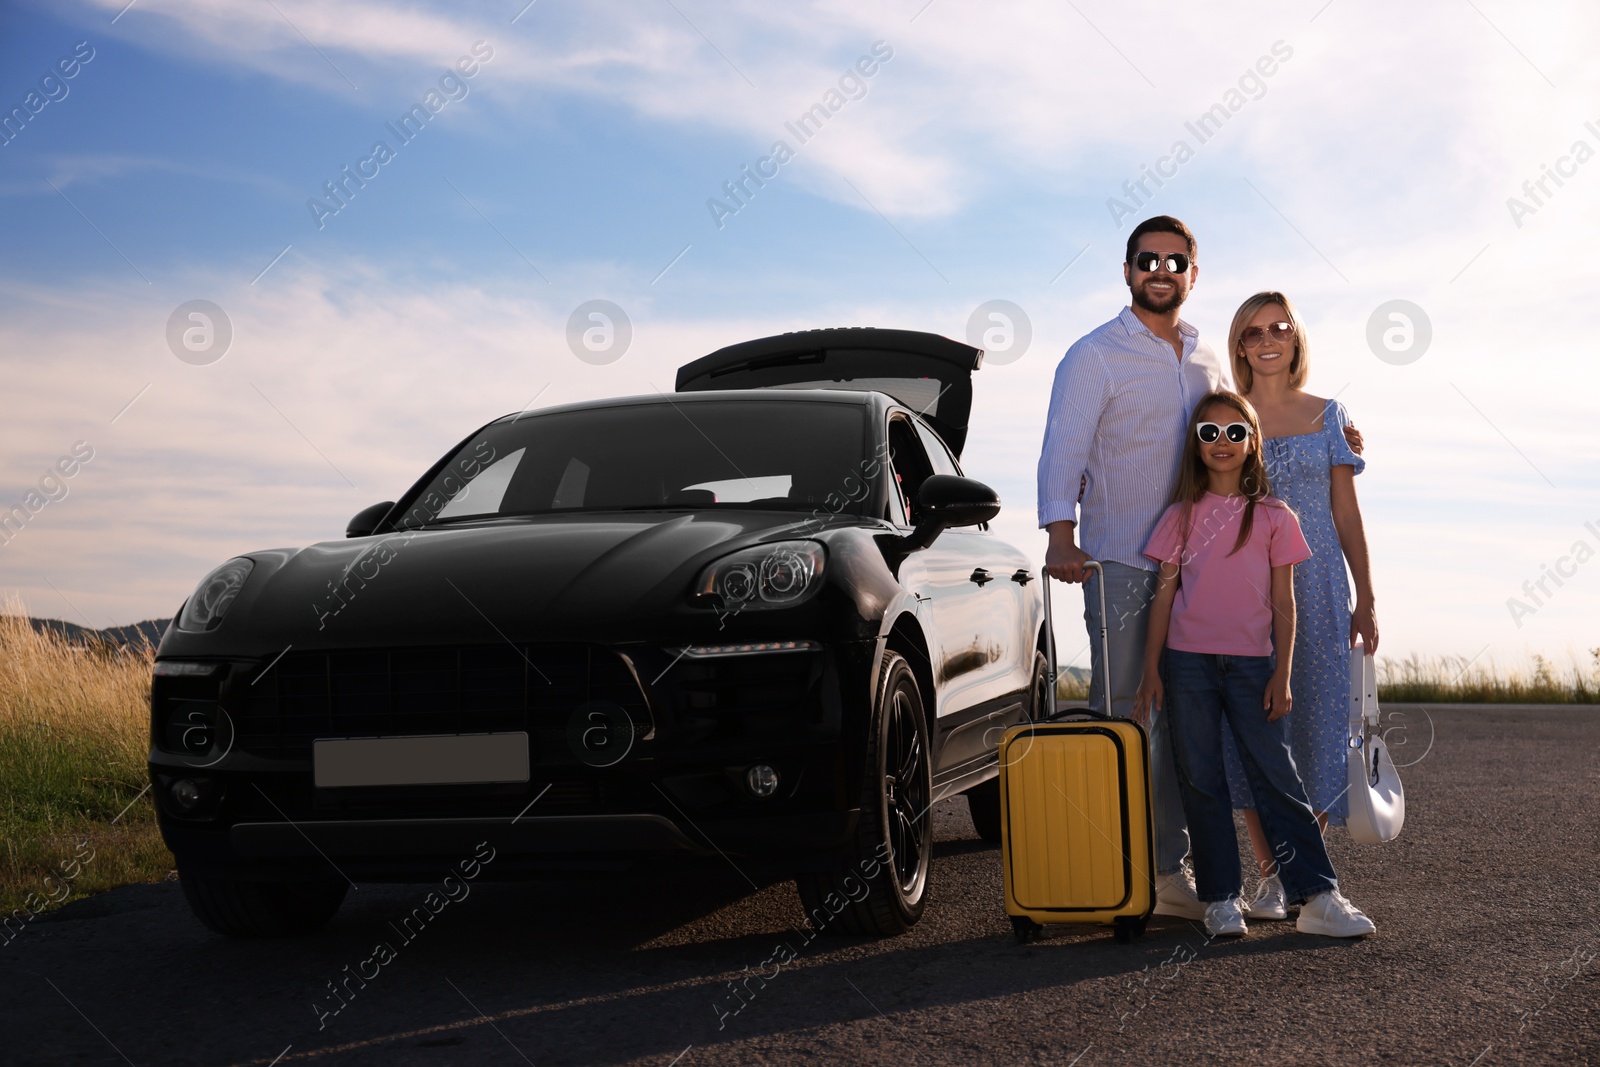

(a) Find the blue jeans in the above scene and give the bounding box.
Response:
[1085,561,1189,876]
[1164,649,1338,904]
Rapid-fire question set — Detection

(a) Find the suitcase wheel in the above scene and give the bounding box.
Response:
[1011,916,1042,945]
[1113,916,1147,943]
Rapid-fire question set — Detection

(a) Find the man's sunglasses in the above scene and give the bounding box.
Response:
[1132,251,1191,273]
[1196,421,1253,444]
[1241,321,1294,348]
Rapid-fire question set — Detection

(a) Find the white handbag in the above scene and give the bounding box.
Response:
[1346,640,1404,843]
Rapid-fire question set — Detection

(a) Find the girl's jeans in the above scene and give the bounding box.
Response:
[1164,649,1339,904]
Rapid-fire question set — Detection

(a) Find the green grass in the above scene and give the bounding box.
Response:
[1377,650,1600,704]
[1056,649,1600,705]
[0,606,169,920]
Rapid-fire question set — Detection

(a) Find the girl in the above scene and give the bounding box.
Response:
[1222,291,1379,921]
[1133,391,1374,938]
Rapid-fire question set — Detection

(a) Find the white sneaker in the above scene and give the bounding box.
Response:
[1154,868,1206,920]
[1243,874,1288,920]
[1297,889,1376,937]
[1204,897,1247,938]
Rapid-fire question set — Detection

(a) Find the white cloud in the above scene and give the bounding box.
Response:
[70,0,1598,227]
[0,152,299,200]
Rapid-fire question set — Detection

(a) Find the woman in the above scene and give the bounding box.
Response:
[1220,291,1379,921]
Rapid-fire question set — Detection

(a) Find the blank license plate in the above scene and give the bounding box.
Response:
[313,732,530,788]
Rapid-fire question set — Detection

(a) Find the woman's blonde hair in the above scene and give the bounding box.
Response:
[1228,290,1309,393]
[1171,390,1275,558]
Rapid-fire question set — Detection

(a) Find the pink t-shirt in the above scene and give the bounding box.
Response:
[1142,492,1311,657]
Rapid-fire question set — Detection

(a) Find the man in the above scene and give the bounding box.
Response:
[1038,215,1222,920]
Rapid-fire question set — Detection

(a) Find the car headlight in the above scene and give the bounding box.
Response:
[694,541,825,611]
[176,558,255,632]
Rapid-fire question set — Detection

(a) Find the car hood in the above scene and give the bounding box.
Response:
[211,511,833,651]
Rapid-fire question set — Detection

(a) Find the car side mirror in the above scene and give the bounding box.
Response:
[901,475,1001,551]
[346,501,395,538]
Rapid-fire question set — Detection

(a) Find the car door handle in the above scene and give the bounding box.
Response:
[1010,569,1033,585]
[969,568,993,587]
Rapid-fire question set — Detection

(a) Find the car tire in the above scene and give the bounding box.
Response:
[1027,648,1053,722]
[178,866,348,938]
[966,651,1051,844]
[795,650,932,937]
[966,777,1003,843]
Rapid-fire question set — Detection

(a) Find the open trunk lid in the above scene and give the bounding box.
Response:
[674,327,983,457]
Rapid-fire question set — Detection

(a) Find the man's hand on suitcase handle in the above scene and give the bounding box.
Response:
[1044,522,1092,583]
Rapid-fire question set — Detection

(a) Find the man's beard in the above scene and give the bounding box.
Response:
[1131,279,1186,313]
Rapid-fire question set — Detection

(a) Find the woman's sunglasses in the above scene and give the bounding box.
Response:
[1196,421,1253,444]
[1241,321,1294,348]
[1133,251,1191,273]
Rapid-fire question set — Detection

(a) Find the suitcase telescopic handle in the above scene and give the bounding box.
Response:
[1040,560,1113,721]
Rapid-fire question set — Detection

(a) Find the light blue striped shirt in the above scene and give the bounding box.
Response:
[1037,306,1228,571]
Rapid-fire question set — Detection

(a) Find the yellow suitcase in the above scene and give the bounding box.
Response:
[999,562,1155,943]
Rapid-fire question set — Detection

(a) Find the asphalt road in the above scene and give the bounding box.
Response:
[3,705,1596,1067]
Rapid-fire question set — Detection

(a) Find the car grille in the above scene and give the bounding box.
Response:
[229,643,652,761]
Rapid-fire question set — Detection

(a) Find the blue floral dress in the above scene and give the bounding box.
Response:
[1222,398,1365,824]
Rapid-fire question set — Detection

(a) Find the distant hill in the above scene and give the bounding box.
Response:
[12,621,1100,670]
[27,617,170,650]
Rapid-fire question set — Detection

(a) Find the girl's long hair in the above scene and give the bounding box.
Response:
[1173,391,1273,558]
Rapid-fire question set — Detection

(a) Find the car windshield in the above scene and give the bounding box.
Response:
[400,399,870,525]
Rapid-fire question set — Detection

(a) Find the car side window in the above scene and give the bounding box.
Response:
[886,416,935,526]
[884,464,910,526]
[434,448,527,519]
[912,419,960,478]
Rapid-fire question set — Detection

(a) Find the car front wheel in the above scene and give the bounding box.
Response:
[796,650,932,937]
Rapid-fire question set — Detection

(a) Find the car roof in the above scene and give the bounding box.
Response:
[487,387,891,426]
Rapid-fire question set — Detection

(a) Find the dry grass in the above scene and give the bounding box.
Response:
[0,602,170,920]
[1055,672,1089,702]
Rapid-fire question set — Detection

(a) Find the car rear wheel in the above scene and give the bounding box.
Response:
[178,865,348,937]
[796,650,932,937]
[1027,648,1054,722]
[966,651,1052,843]
[966,777,1003,844]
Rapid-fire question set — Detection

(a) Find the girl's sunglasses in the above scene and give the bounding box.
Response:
[1197,421,1253,443]
[1241,321,1294,348]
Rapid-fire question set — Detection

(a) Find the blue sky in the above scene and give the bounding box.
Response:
[1,0,1596,669]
